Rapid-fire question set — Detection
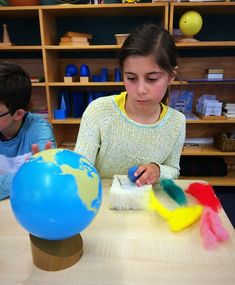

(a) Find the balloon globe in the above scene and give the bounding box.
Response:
[179,11,203,36]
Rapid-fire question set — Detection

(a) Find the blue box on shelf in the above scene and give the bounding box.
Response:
[54,109,68,119]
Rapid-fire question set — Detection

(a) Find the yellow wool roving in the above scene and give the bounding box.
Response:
[149,191,203,232]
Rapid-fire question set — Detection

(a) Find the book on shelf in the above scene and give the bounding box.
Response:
[64,31,92,39]
[224,104,235,111]
[59,36,90,46]
[196,95,223,117]
[207,68,224,74]
[207,73,224,80]
[223,112,235,118]
[224,103,235,108]
[223,103,235,117]
[60,37,90,43]
[185,137,214,145]
[223,108,235,114]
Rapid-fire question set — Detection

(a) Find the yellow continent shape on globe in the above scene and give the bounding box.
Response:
[61,164,99,213]
[34,149,99,213]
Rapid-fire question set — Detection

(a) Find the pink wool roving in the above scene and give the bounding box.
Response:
[200,207,230,249]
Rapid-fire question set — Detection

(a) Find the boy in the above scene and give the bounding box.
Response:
[0,62,56,200]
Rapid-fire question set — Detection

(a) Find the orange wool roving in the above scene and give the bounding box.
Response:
[185,182,221,212]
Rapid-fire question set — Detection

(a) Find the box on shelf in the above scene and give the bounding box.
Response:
[196,94,224,118]
[207,68,224,80]
[114,34,129,45]
[214,133,235,152]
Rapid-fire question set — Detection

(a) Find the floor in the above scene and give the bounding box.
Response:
[214,186,235,229]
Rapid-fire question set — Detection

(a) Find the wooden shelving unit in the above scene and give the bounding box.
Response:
[180,169,235,187]
[182,145,235,156]
[38,2,169,152]
[0,2,234,186]
[170,2,235,186]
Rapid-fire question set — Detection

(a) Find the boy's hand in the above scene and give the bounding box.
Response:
[135,163,160,186]
[31,141,53,155]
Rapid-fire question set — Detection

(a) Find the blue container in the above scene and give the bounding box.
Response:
[54,109,68,119]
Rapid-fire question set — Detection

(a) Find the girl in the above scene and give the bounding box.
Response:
[75,24,185,186]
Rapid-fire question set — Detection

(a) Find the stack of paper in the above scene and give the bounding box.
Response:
[223,103,235,118]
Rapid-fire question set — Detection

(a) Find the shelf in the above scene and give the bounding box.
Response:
[45,45,121,51]
[180,169,235,187]
[0,46,42,51]
[48,82,124,87]
[176,41,235,49]
[41,3,168,17]
[0,6,39,17]
[32,82,45,87]
[171,2,235,14]
[172,80,235,86]
[182,144,235,156]
[186,118,235,124]
[51,118,81,125]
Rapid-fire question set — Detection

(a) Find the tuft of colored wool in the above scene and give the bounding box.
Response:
[186,182,221,212]
[160,179,187,206]
[149,191,203,232]
[200,207,230,249]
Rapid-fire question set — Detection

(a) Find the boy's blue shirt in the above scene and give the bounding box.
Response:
[0,112,56,200]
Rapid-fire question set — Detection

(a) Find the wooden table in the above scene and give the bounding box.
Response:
[0,180,234,285]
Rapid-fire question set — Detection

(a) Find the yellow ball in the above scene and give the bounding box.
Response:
[179,11,203,36]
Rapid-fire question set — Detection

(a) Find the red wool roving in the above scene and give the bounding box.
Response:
[185,182,221,212]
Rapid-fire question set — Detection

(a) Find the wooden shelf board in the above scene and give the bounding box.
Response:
[0,7,39,17]
[176,41,235,48]
[32,83,45,87]
[186,118,235,124]
[172,80,235,85]
[45,45,121,51]
[51,118,81,125]
[182,144,235,156]
[180,170,235,187]
[171,2,235,14]
[41,3,168,17]
[48,82,124,87]
[0,46,42,51]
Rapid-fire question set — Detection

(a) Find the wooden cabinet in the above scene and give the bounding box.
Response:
[169,2,235,186]
[0,3,234,186]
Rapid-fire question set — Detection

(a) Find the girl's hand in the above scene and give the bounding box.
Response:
[135,163,160,186]
[31,141,53,155]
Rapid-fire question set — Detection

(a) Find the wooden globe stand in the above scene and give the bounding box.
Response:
[29,233,83,271]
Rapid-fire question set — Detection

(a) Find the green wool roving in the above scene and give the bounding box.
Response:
[160,179,187,206]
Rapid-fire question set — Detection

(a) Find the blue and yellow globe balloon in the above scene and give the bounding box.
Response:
[179,11,203,36]
[10,148,102,240]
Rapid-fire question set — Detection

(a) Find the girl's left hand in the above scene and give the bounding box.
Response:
[135,163,160,186]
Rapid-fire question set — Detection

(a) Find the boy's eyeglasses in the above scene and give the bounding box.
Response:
[0,111,10,118]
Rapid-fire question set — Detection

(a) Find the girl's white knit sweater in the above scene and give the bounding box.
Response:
[75,95,185,179]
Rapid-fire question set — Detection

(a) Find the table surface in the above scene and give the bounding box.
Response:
[0,179,234,285]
